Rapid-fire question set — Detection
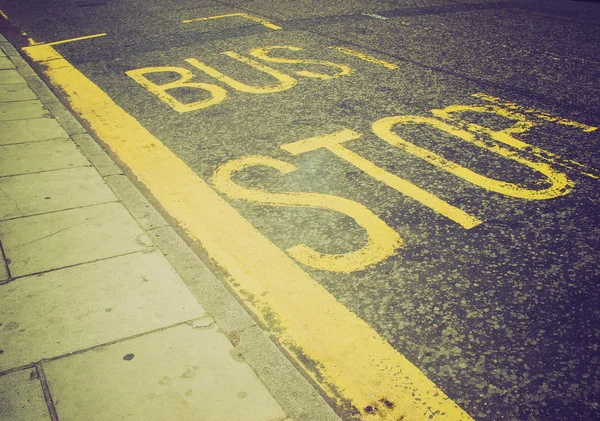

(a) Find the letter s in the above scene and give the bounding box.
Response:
[212,155,401,272]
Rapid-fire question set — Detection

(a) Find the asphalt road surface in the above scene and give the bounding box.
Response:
[1,1,599,420]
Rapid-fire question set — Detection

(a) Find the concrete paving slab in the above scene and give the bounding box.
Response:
[0,57,15,70]
[0,117,68,146]
[0,167,117,220]
[0,369,51,421]
[0,251,205,371]
[0,83,37,102]
[0,138,89,177]
[0,202,152,277]
[43,323,287,421]
[0,69,26,85]
[147,226,256,335]
[0,99,48,121]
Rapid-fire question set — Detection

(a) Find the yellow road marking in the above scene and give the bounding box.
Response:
[182,12,281,30]
[472,93,597,133]
[26,33,107,47]
[24,42,474,421]
[0,9,8,20]
[282,129,482,229]
[330,46,398,70]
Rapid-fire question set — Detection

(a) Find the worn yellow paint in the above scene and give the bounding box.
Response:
[250,46,353,80]
[433,104,600,180]
[126,66,228,112]
[282,129,482,229]
[373,115,573,200]
[0,9,8,20]
[212,155,402,272]
[330,46,398,70]
[182,12,281,30]
[24,42,475,421]
[472,93,597,133]
[185,53,297,94]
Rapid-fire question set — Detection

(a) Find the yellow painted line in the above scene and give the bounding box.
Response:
[29,33,107,47]
[330,46,398,70]
[472,92,597,133]
[0,9,8,20]
[182,13,281,30]
[23,42,474,421]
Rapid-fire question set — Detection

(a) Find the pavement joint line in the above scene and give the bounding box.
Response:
[0,249,155,285]
[0,115,52,123]
[35,364,59,421]
[0,195,119,223]
[0,97,43,104]
[0,239,11,281]
[0,163,93,180]
[0,135,70,147]
[0,362,36,378]
[0,316,215,377]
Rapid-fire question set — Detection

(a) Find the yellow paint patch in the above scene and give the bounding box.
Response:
[433,103,600,180]
[372,115,573,200]
[282,129,482,229]
[186,53,297,94]
[182,12,281,30]
[24,43,474,421]
[212,154,402,272]
[250,46,353,80]
[0,9,9,20]
[472,93,597,133]
[330,46,398,70]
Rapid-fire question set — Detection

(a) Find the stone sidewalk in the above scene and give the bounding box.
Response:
[0,34,339,421]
